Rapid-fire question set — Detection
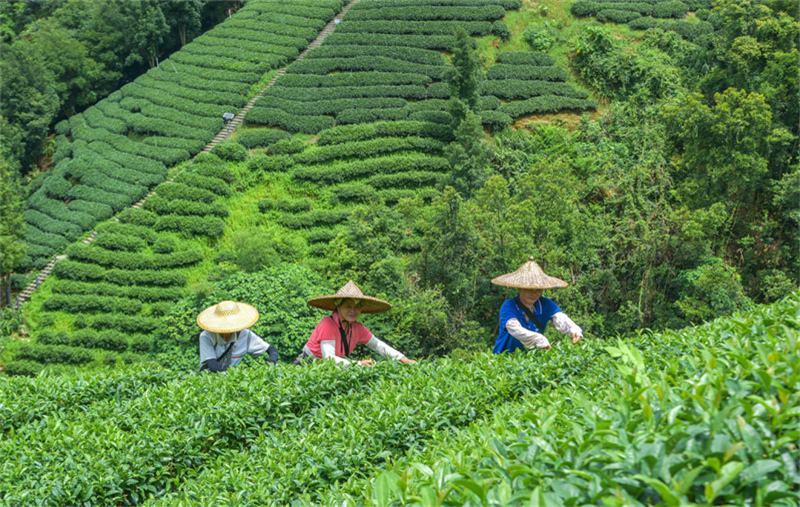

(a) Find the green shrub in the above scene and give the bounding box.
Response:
[2,360,43,377]
[71,329,129,352]
[154,215,225,237]
[597,9,642,23]
[266,139,307,155]
[523,25,557,51]
[236,129,292,149]
[652,1,689,19]
[152,236,178,254]
[173,172,231,197]
[210,142,248,162]
[36,330,70,346]
[491,20,511,41]
[247,154,295,172]
[129,334,154,354]
[93,233,146,253]
[15,343,94,364]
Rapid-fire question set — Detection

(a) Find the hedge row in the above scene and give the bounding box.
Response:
[347,5,505,21]
[93,233,146,253]
[143,196,229,218]
[154,214,225,237]
[14,343,94,365]
[73,314,161,335]
[498,95,600,117]
[169,50,278,74]
[42,294,143,315]
[365,170,443,189]
[337,107,409,124]
[279,209,352,229]
[276,72,432,88]
[236,129,292,149]
[287,56,446,79]
[116,98,222,132]
[223,18,318,41]
[71,124,190,166]
[572,0,691,18]
[52,281,183,303]
[355,0,521,8]
[65,329,129,352]
[65,244,203,271]
[144,65,251,94]
[120,83,228,119]
[324,33,462,51]
[266,139,306,155]
[240,0,340,20]
[248,11,327,30]
[154,59,261,84]
[294,136,444,165]
[28,190,97,230]
[172,172,231,197]
[67,200,113,221]
[180,40,293,65]
[23,210,82,241]
[137,75,249,109]
[479,110,514,128]
[53,260,188,287]
[82,107,127,135]
[68,183,131,212]
[247,154,296,173]
[292,154,449,183]
[80,171,146,203]
[193,160,236,183]
[69,146,166,186]
[95,222,158,244]
[245,108,336,133]
[258,197,313,214]
[317,120,452,145]
[25,225,69,252]
[627,18,714,40]
[142,136,206,153]
[337,20,492,36]
[495,51,556,66]
[486,64,569,82]
[265,84,428,101]
[155,182,217,203]
[80,139,167,176]
[306,45,445,66]
[205,26,309,51]
[482,79,591,100]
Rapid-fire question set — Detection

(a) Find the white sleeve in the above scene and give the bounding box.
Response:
[551,312,583,336]
[506,318,550,349]
[243,329,269,357]
[199,331,218,364]
[365,335,405,360]
[320,340,353,365]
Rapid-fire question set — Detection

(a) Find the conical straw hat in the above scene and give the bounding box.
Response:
[491,257,568,290]
[307,280,391,314]
[197,300,259,333]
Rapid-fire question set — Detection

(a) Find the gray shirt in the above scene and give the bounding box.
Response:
[199,329,270,368]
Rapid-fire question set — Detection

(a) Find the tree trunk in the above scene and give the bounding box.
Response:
[179,23,186,46]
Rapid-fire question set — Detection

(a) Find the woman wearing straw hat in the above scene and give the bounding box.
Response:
[492,258,583,354]
[198,300,279,372]
[296,280,416,366]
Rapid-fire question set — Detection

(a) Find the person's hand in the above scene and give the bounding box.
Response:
[358,358,375,367]
[400,357,416,364]
[571,333,583,345]
[541,344,552,350]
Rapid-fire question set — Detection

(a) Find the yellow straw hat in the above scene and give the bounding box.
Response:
[197,300,259,333]
[491,257,568,290]
[307,280,391,314]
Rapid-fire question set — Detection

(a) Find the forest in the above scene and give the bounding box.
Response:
[0,0,798,504]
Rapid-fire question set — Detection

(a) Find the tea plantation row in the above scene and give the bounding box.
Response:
[21,0,343,270]
[2,295,795,506]
[4,153,242,376]
[244,0,596,134]
[571,0,715,40]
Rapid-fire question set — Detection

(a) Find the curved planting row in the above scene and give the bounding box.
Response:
[20,0,344,271]
[4,155,236,376]
[245,0,522,134]
[571,0,714,40]
[3,295,793,506]
[250,121,452,252]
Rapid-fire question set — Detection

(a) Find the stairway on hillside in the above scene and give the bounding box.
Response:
[15,0,361,308]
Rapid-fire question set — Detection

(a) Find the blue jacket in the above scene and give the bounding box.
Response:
[493,296,561,354]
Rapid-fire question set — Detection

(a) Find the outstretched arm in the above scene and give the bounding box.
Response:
[320,340,354,365]
[506,318,551,350]
[365,336,416,364]
[551,312,583,344]
[263,345,279,364]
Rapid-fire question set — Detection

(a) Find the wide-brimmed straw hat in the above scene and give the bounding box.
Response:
[307,280,391,314]
[197,300,259,333]
[491,257,568,290]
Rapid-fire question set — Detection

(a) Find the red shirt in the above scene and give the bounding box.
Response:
[306,312,373,359]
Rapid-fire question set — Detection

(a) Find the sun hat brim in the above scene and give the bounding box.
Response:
[307,295,391,314]
[307,280,391,314]
[197,301,259,333]
[491,258,569,290]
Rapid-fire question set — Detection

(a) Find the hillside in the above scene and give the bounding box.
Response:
[1,294,797,505]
